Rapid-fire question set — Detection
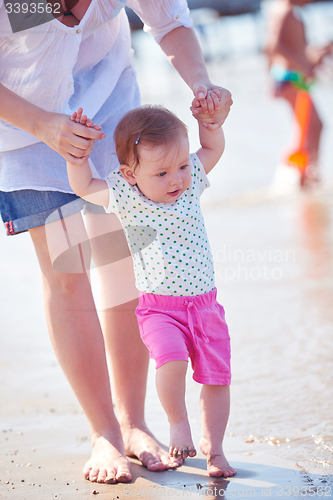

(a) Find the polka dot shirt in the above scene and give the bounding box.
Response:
[105,153,215,296]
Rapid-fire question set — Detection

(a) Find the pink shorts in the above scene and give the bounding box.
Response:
[136,288,231,385]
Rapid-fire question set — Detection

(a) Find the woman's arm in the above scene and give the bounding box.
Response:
[159,26,233,128]
[0,83,105,165]
[127,1,232,127]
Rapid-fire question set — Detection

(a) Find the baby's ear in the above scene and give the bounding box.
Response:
[119,164,136,185]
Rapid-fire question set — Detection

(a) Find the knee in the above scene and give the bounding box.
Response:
[42,268,90,298]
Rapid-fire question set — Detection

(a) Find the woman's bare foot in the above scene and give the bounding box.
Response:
[199,437,236,478]
[83,433,132,484]
[169,420,197,459]
[121,423,183,471]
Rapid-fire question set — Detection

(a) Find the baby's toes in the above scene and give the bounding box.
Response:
[170,446,181,459]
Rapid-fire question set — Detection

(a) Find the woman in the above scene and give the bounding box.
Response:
[0,0,232,484]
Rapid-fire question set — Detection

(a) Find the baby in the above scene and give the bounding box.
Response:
[66,97,236,478]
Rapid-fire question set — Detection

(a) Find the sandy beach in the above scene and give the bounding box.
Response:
[1,188,333,498]
[1,2,333,498]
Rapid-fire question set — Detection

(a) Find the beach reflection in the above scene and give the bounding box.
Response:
[299,197,332,281]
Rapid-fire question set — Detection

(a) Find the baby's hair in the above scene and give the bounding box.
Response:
[114,105,188,171]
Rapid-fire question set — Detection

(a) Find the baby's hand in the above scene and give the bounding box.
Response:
[71,108,101,131]
[192,90,220,115]
[191,90,221,128]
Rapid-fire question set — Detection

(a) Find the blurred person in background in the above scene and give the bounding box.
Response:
[264,0,332,187]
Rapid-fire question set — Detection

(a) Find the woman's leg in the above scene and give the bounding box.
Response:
[84,212,182,470]
[199,385,236,478]
[29,213,131,484]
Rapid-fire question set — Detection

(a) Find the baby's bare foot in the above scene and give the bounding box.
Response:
[169,420,196,459]
[122,423,182,471]
[83,434,131,484]
[199,437,236,478]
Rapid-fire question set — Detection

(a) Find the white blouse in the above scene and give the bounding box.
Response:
[0,0,192,192]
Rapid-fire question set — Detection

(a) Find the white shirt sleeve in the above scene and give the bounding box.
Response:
[105,173,122,214]
[126,0,193,44]
[105,172,135,215]
[190,153,210,196]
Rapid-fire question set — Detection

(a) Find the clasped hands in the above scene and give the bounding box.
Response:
[48,83,232,165]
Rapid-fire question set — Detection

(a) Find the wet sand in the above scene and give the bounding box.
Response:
[1,193,332,498]
[1,412,331,499]
[1,8,333,499]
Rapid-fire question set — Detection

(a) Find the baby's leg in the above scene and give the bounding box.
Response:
[199,385,236,478]
[156,361,196,459]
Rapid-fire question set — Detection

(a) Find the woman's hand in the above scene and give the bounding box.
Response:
[35,110,106,165]
[190,83,233,130]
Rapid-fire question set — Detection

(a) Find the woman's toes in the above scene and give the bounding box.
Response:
[116,473,132,483]
[83,468,91,481]
[89,468,99,482]
[97,468,108,483]
[104,470,117,484]
[147,459,166,471]
[188,447,197,458]
[116,466,132,483]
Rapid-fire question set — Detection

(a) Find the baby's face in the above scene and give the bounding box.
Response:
[130,134,191,203]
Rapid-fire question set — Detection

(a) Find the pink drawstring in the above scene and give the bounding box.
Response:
[183,299,210,349]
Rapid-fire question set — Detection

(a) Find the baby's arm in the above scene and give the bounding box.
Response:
[66,109,109,207]
[195,91,225,175]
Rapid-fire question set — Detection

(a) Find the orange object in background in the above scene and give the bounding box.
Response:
[287,90,312,173]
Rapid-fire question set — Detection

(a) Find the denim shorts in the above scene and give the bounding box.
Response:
[0,189,105,236]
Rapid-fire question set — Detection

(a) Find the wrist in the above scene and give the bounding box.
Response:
[192,78,212,96]
[32,108,50,141]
